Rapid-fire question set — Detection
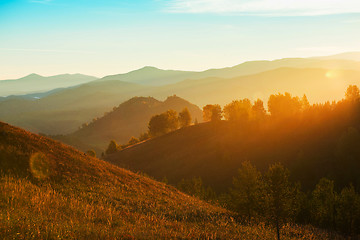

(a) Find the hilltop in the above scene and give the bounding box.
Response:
[55,96,202,153]
[0,121,333,239]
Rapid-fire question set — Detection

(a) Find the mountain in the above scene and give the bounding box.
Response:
[0,80,154,134]
[314,52,360,62]
[99,57,360,86]
[55,96,203,153]
[0,121,327,239]
[106,100,360,193]
[157,67,360,106]
[99,66,197,86]
[0,73,98,97]
[2,58,360,135]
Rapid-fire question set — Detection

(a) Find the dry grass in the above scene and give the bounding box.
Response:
[0,121,341,239]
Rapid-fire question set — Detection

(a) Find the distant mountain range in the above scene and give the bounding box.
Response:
[0,73,98,97]
[3,51,359,97]
[1,55,360,135]
[313,51,360,62]
[96,56,360,86]
[54,96,202,153]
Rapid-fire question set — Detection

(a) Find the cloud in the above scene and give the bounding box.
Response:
[164,0,360,16]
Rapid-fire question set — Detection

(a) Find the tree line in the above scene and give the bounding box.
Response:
[102,108,193,156]
[174,161,360,239]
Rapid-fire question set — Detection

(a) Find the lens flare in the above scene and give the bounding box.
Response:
[29,152,50,179]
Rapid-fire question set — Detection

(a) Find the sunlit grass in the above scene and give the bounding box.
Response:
[0,121,343,239]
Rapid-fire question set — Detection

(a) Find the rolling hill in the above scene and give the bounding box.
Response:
[106,100,360,193]
[0,121,334,239]
[0,73,98,97]
[55,96,203,153]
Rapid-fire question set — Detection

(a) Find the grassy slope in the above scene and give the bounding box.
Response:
[0,121,338,239]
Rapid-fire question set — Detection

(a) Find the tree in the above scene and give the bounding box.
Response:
[177,177,215,201]
[268,92,302,117]
[148,114,168,137]
[223,99,251,122]
[337,184,360,236]
[203,104,222,122]
[345,85,360,101]
[148,110,179,137]
[128,136,139,146]
[86,149,96,157]
[251,99,267,121]
[105,140,118,155]
[178,107,192,128]
[301,94,310,110]
[139,132,149,141]
[230,161,263,223]
[263,163,296,240]
[165,109,179,131]
[311,178,337,229]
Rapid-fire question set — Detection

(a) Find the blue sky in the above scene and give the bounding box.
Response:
[0,0,360,78]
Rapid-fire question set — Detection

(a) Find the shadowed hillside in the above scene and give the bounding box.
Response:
[0,121,335,239]
[107,96,360,193]
[55,96,202,153]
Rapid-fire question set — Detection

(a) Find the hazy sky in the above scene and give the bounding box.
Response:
[1,0,360,79]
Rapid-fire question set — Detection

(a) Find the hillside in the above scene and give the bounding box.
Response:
[55,96,202,153]
[106,99,360,193]
[0,121,334,239]
[0,73,97,97]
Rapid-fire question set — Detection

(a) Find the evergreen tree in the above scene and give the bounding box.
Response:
[263,163,296,240]
[230,161,263,223]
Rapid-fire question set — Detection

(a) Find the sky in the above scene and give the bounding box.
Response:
[0,0,360,79]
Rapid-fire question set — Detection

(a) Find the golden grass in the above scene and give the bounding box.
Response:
[0,121,342,239]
